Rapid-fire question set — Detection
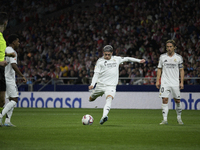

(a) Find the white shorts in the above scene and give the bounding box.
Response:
[6,84,19,99]
[159,85,181,99]
[90,83,116,100]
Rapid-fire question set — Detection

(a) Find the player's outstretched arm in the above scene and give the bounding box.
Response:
[122,57,145,64]
[156,68,162,89]
[11,63,27,83]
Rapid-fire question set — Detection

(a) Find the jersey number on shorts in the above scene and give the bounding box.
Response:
[161,87,164,93]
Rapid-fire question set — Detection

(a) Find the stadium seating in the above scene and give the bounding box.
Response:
[2,0,200,85]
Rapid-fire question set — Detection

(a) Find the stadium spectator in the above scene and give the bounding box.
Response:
[189,70,198,85]
[75,73,84,84]
[60,62,68,83]
[132,70,143,85]
[48,67,56,79]
[32,69,42,84]
[126,44,137,57]
[119,69,129,85]
[161,30,171,43]
[41,70,51,84]
[143,71,154,85]
[67,70,77,84]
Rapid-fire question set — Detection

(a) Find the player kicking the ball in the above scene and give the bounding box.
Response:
[156,40,184,125]
[88,45,146,125]
[0,34,26,127]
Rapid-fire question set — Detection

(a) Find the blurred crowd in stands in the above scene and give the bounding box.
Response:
[0,0,79,28]
[2,0,200,85]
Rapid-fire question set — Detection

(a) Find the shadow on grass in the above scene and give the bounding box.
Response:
[99,125,125,127]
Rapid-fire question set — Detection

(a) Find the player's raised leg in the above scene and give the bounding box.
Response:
[89,96,96,102]
[88,84,103,102]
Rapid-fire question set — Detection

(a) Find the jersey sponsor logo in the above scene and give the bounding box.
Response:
[164,63,176,68]
[106,62,117,68]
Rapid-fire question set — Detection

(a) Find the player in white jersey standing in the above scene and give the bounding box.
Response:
[0,34,26,127]
[88,45,146,125]
[156,40,184,125]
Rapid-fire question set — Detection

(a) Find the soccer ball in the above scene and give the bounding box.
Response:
[82,114,94,125]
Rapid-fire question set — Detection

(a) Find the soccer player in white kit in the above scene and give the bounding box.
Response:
[88,45,146,125]
[156,40,184,125]
[0,34,26,127]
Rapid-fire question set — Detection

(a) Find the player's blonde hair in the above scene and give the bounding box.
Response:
[166,40,176,47]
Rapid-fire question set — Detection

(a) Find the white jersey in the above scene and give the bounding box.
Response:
[158,53,183,86]
[92,56,141,86]
[5,46,17,85]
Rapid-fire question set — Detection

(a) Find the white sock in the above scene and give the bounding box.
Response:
[5,107,14,123]
[1,100,16,117]
[175,102,182,120]
[162,103,168,121]
[102,97,112,118]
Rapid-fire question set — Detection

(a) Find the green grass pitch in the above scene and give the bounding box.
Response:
[0,108,200,150]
